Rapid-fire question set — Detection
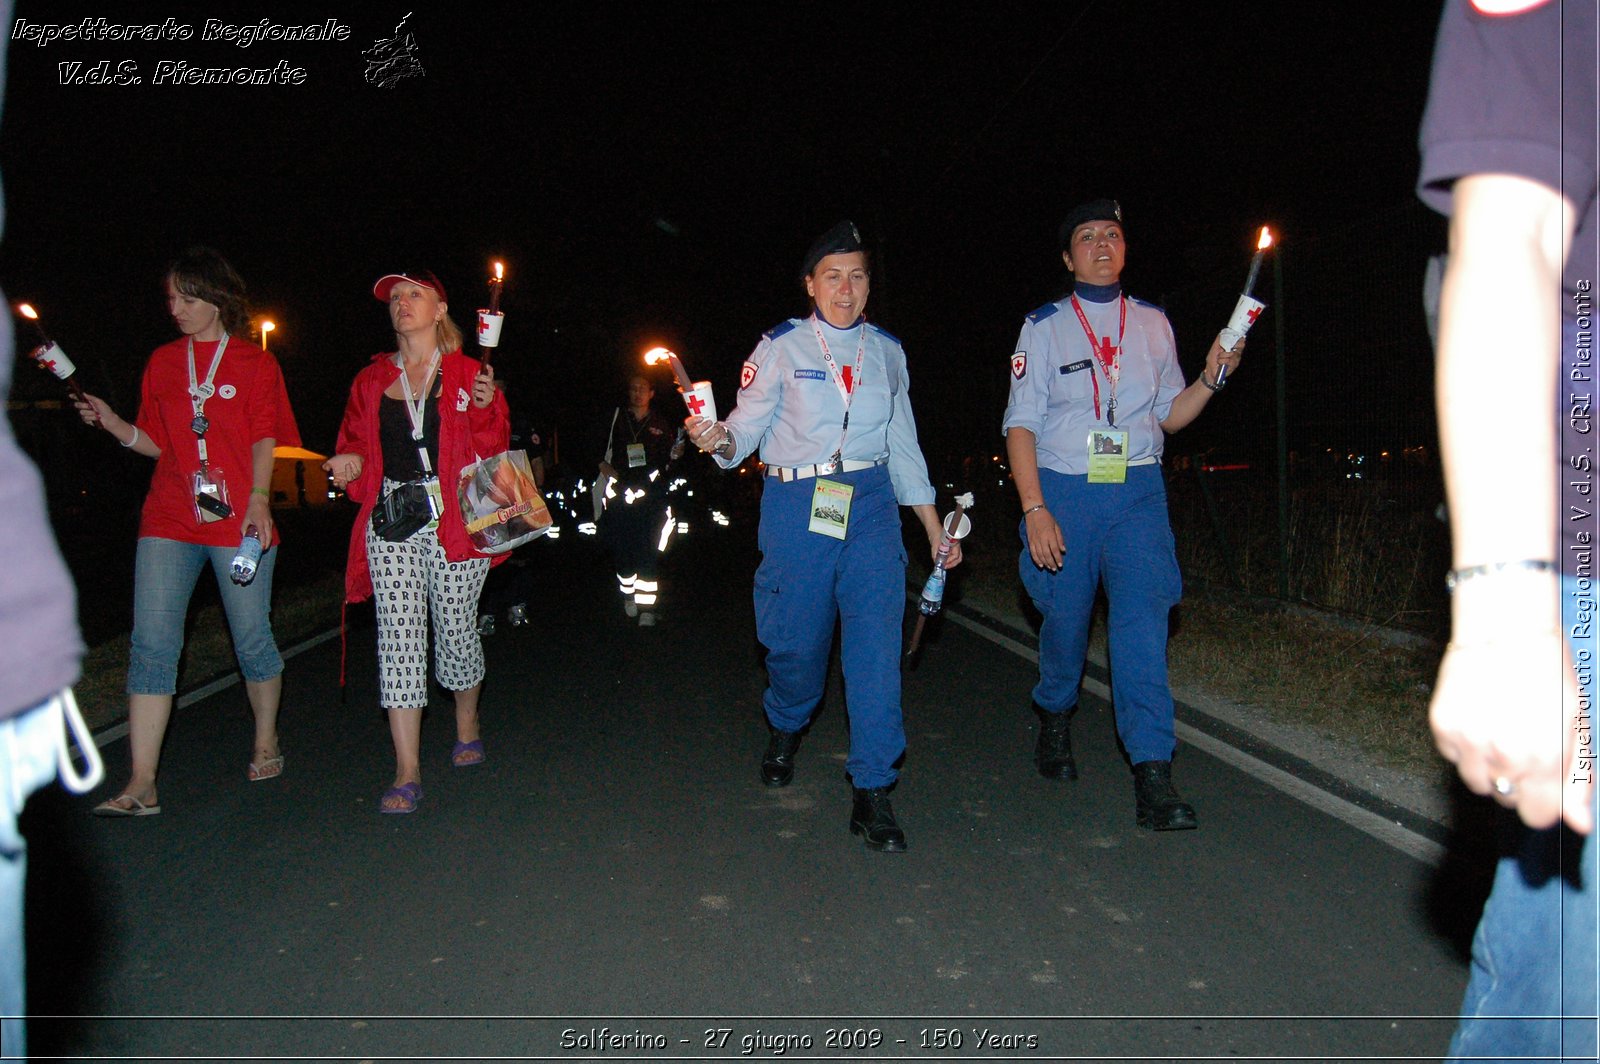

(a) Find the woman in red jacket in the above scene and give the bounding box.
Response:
[323,270,508,814]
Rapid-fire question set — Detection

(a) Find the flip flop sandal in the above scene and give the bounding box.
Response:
[247,754,285,782]
[93,794,162,817]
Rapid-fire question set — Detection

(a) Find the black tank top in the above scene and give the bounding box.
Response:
[379,385,441,481]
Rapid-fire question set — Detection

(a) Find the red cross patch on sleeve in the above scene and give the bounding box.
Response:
[740,360,759,390]
[1011,352,1027,380]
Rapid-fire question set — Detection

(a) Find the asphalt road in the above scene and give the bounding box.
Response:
[22,516,1473,1062]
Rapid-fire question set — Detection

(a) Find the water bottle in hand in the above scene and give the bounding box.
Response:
[231,527,262,585]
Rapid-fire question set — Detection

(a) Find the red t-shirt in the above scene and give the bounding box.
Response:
[134,335,301,547]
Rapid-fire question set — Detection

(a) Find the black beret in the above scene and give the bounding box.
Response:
[1058,199,1123,250]
[800,220,864,279]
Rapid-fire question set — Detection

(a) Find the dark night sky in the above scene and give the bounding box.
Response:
[1,3,1447,462]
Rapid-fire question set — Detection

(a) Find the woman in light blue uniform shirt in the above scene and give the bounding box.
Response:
[1003,199,1240,831]
[686,221,959,852]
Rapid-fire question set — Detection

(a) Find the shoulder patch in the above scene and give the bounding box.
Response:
[866,322,901,345]
[1026,302,1061,324]
[740,360,759,390]
[1011,352,1027,379]
[762,320,797,341]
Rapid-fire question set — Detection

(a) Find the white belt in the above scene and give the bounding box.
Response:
[767,458,886,482]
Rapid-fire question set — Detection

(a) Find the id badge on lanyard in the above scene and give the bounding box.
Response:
[626,442,647,469]
[192,467,233,521]
[1085,430,1129,484]
[808,478,853,540]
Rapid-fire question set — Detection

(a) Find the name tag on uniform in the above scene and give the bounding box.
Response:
[808,478,853,540]
[1060,359,1091,375]
[1086,430,1129,484]
[794,369,827,381]
[626,443,646,469]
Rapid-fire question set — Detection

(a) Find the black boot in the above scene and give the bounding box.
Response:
[760,728,802,787]
[850,787,907,852]
[1034,706,1078,780]
[1133,760,1198,831]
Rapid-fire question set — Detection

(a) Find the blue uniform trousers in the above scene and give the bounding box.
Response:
[1019,464,1182,765]
[754,463,907,789]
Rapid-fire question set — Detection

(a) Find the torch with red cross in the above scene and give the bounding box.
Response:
[15,302,95,419]
[644,347,717,424]
[1215,227,1274,386]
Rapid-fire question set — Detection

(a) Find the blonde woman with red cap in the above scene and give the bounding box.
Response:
[323,270,509,814]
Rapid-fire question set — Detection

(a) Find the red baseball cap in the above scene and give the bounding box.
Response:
[372,270,447,303]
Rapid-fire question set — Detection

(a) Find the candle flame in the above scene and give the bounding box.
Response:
[493,261,504,281]
[643,346,675,366]
[1257,227,1273,251]
[16,303,38,321]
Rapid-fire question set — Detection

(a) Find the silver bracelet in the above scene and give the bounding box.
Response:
[1022,503,1046,516]
[119,425,140,448]
[1445,559,1557,592]
[1200,372,1225,393]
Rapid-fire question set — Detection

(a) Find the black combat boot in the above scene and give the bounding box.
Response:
[1132,760,1198,831]
[849,787,907,852]
[1034,706,1078,780]
[760,728,802,787]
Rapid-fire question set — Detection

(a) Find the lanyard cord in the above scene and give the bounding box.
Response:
[397,348,441,475]
[810,315,867,464]
[187,333,230,467]
[1070,294,1125,425]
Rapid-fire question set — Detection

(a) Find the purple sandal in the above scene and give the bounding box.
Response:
[380,782,422,814]
[451,740,486,768]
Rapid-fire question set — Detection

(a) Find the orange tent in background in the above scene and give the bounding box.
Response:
[270,445,332,508]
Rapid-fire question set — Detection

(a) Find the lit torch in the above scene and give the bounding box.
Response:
[645,346,718,423]
[477,260,506,362]
[1216,226,1273,386]
[16,302,93,415]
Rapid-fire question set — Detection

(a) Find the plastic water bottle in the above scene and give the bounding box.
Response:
[917,566,947,616]
[231,528,262,585]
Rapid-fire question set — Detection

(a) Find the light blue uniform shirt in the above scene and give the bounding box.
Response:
[718,315,936,507]
[1001,293,1186,475]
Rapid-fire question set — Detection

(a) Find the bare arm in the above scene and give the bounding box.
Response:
[244,437,276,544]
[1006,426,1065,572]
[76,394,160,458]
[1429,171,1588,834]
[1159,334,1240,434]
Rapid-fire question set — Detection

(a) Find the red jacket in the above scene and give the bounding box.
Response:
[334,349,510,603]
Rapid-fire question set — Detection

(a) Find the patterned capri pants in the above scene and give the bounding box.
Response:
[365,511,490,710]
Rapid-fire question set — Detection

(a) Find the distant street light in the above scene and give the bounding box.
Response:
[259,319,276,351]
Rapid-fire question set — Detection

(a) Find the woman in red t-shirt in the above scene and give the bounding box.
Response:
[323,270,508,814]
[77,247,301,817]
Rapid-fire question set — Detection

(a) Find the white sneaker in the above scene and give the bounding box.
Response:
[638,611,657,627]
[624,601,639,618]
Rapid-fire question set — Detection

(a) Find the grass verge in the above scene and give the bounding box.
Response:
[75,571,347,733]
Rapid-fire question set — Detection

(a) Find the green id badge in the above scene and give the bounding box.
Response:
[808,478,853,540]
[1086,430,1129,484]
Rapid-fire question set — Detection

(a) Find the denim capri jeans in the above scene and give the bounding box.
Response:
[126,536,284,695]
